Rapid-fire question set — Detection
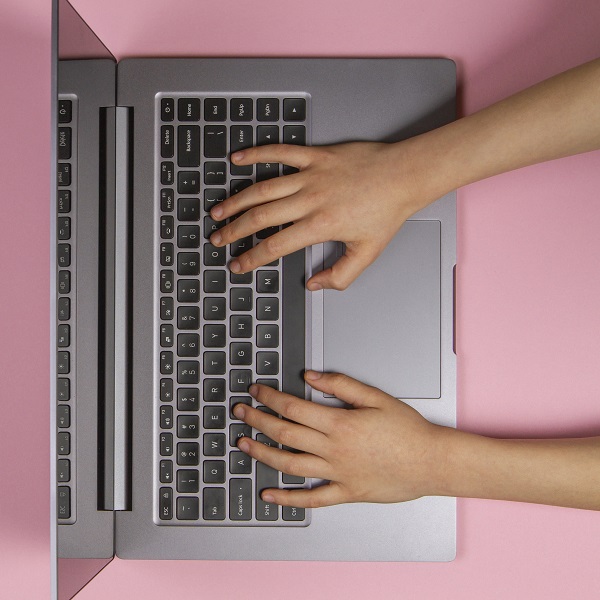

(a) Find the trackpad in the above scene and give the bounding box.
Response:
[323,220,441,399]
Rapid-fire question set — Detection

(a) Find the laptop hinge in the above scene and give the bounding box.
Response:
[99,106,132,511]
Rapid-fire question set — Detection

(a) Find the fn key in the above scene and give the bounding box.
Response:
[57,486,71,519]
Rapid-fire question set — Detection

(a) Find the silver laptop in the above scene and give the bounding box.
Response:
[51,0,457,597]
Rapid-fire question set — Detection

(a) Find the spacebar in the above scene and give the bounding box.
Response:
[256,462,279,521]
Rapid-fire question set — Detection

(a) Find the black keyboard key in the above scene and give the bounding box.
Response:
[57,459,70,482]
[282,472,305,485]
[160,270,174,293]
[178,97,200,121]
[230,396,252,419]
[229,451,252,474]
[257,297,279,320]
[230,342,252,365]
[160,405,173,429]
[229,423,252,447]
[256,461,279,521]
[177,442,200,465]
[177,225,200,248]
[57,432,70,455]
[160,297,174,320]
[230,98,253,121]
[230,369,252,392]
[57,351,70,375]
[203,270,226,294]
[160,351,174,374]
[257,98,279,122]
[161,125,174,159]
[230,126,253,175]
[57,297,70,321]
[57,324,70,347]
[160,460,173,484]
[256,324,278,348]
[57,404,70,428]
[283,125,306,145]
[204,297,226,320]
[160,324,174,347]
[160,215,174,239]
[283,98,306,121]
[203,460,226,484]
[177,252,200,276]
[229,478,252,520]
[160,243,174,267]
[178,415,200,438]
[57,163,71,186]
[177,469,200,493]
[57,378,70,401]
[257,351,279,375]
[57,190,71,213]
[204,98,226,121]
[57,243,71,267]
[256,225,279,240]
[230,236,253,257]
[257,125,279,146]
[177,171,200,194]
[230,288,252,311]
[159,487,173,520]
[257,162,280,181]
[204,125,227,158]
[257,378,278,390]
[178,197,200,221]
[203,243,226,266]
[177,125,201,167]
[230,315,252,338]
[58,99,72,123]
[160,161,174,185]
[230,179,253,196]
[177,387,200,411]
[230,270,252,285]
[177,360,200,384]
[177,332,199,357]
[57,486,71,519]
[160,378,173,402]
[204,405,226,429]
[204,161,227,185]
[161,188,174,211]
[204,433,226,456]
[177,305,200,329]
[161,97,174,122]
[203,487,226,520]
[204,188,226,212]
[58,270,71,294]
[282,506,305,521]
[58,127,71,160]
[203,324,226,348]
[203,351,226,375]
[256,270,279,293]
[177,279,200,303]
[203,378,226,402]
[204,215,224,239]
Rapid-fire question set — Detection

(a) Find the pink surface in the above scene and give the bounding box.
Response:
[1,0,600,598]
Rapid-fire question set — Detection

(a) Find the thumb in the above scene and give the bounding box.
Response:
[307,244,375,291]
[304,371,383,408]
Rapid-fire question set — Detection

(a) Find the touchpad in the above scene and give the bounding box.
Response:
[323,220,441,399]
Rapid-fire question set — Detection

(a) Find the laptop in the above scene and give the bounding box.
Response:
[51,0,457,596]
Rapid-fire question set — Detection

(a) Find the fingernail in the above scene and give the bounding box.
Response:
[233,404,245,419]
[262,493,275,503]
[212,206,223,219]
[211,232,222,245]
[232,151,244,162]
[307,282,322,291]
[229,260,241,273]
[248,384,258,397]
[305,370,322,380]
[238,439,250,453]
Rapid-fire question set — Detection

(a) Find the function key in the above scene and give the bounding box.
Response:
[230,98,253,122]
[283,98,306,121]
[204,98,227,121]
[57,458,71,482]
[159,487,173,520]
[57,190,71,213]
[58,270,71,294]
[178,98,200,121]
[58,99,72,124]
[57,243,71,267]
[57,163,71,186]
[161,162,174,186]
[58,128,72,160]
[57,217,71,240]
[57,486,71,519]
[161,189,174,212]
[257,98,279,122]
[161,98,175,122]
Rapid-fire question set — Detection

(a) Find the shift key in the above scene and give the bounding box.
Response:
[256,461,278,521]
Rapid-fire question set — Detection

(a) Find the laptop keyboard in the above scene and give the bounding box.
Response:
[155,94,310,525]
[56,95,78,523]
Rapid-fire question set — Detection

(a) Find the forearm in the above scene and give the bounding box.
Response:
[405,58,600,203]
[436,428,600,511]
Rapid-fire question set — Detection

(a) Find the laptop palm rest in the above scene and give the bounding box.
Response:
[322,220,441,400]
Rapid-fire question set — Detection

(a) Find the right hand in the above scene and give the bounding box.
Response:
[209,140,432,290]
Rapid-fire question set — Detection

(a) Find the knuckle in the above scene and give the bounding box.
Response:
[283,455,302,476]
[256,178,275,200]
[263,235,281,258]
[250,205,269,228]
[277,424,294,447]
[283,400,302,423]
[328,272,349,291]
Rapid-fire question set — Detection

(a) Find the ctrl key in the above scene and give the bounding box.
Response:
[159,487,173,520]
[57,486,70,519]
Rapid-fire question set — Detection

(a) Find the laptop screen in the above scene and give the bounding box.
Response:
[53,1,116,598]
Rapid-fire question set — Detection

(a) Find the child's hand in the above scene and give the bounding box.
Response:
[232,371,451,508]
[210,142,430,291]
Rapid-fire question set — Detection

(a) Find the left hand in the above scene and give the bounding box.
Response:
[232,370,452,508]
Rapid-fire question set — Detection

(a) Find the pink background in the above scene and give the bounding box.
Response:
[1,0,600,598]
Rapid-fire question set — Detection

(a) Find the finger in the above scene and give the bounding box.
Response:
[248,382,339,433]
[306,244,377,291]
[233,402,328,454]
[260,482,347,509]
[228,220,322,274]
[231,143,314,170]
[211,173,303,221]
[236,436,331,479]
[303,370,383,408]
[211,195,301,247]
